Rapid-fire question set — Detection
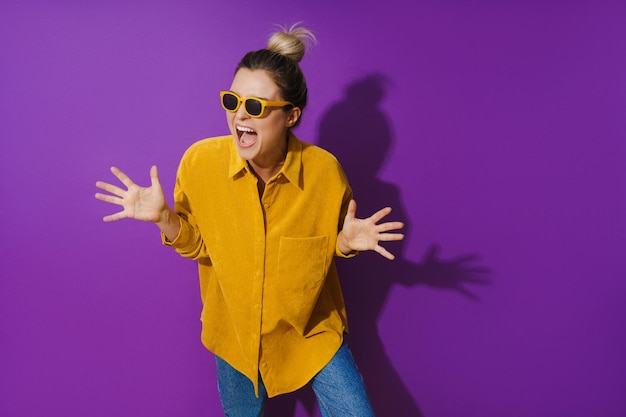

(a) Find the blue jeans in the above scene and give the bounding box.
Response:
[216,339,376,417]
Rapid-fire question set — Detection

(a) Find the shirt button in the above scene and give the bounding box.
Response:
[256,236,262,242]
[264,203,270,209]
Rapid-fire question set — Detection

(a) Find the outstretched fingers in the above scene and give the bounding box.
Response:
[372,209,405,260]
[369,206,393,223]
[340,199,406,260]
[94,191,124,206]
[102,210,129,222]
[374,244,396,260]
[110,166,137,189]
[377,231,405,242]
[94,166,136,222]
[374,226,404,260]
[95,180,126,198]
[377,220,405,233]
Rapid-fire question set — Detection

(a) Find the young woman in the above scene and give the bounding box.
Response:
[95,24,404,417]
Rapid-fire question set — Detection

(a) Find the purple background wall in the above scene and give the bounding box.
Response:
[1,1,625,416]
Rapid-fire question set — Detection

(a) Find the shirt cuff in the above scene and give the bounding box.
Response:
[161,216,183,246]
[335,239,358,258]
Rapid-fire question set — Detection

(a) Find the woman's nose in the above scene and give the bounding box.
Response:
[235,103,249,120]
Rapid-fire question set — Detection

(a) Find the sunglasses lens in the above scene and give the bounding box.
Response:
[244,99,263,117]
[222,93,239,111]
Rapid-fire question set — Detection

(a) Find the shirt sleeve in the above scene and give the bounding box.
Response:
[161,153,211,261]
[334,164,358,258]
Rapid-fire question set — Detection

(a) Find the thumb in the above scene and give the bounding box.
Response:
[345,199,357,222]
[149,165,160,187]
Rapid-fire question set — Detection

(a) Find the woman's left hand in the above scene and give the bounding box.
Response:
[338,199,405,260]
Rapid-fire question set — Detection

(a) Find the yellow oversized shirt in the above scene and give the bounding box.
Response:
[163,133,354,397]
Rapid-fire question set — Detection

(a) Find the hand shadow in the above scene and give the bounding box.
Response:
[266,74,491,416]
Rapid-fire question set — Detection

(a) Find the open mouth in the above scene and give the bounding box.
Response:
[236,125,257,148]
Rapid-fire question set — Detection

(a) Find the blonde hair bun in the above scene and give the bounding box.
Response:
[267,23,317,63]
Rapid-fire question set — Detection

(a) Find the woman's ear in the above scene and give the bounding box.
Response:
[286,107,301,127]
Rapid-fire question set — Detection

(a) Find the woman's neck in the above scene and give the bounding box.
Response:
[247,134,289,183]
[248,160,284,184]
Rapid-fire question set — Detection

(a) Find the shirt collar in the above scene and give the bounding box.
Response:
[280,133,303,189]
[227,133,303,190]
[228,138,248,178]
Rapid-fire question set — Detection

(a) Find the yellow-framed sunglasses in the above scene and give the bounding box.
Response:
[220,91,295,118]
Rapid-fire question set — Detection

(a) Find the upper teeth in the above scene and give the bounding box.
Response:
[237,126,255,133]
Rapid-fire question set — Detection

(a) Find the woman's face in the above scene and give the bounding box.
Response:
[226,68,300,167]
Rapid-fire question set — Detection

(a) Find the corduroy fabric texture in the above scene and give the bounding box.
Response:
[163,133,355,397]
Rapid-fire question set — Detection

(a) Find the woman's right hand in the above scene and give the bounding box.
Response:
[95,166,167,223]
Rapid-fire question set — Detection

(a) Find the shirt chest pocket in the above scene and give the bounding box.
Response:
[275,235,329,335]
[277,236,329,289]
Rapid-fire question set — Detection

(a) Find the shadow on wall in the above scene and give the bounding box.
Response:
[265,74,491,417]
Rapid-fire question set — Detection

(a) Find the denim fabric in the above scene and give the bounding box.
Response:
[215,339,375,417]
[216,355,267,417]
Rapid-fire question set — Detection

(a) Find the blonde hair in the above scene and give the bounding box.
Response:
[267,23,317,63]
[235,23,316,128]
